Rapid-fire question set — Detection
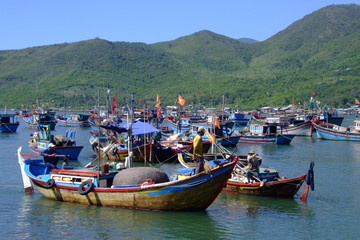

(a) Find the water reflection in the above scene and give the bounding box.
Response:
[15,195,225,239]
[218,192,314,218]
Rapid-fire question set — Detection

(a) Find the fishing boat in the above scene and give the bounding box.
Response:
[0,114,20,133]
[21,111,57,130]
[226,113,250,126]
[312,119,360,141]
[160,117,192,133]
[188,123,240,147]
[28,124,83,159]
[90,121,160,163]
[155,132,212,163]
[178,152,314,199]
[17,146,237,211]
[56,114,91,127]
[264,115,313,136]
[237,122,295,144]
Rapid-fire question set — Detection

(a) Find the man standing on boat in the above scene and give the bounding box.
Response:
[193,126,206,174]
[246,150,262,183]
[40,143,59,170]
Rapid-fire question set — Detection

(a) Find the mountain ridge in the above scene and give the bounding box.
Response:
[0,4,359,110]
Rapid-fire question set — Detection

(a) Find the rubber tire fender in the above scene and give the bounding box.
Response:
[78,180,94,195]
[112,146,118,156]
[45,178,56,189]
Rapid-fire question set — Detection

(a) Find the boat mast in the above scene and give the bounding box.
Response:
[126,93,134,168]
[97,89,101,175]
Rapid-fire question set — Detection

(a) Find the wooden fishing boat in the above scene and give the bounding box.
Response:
[21,111,57,130]
[312,119,360,141]
[94,141,154,163]
[0,114,20,133]
[56,114,91,127]
[189,124,240,147]
[225,170,307,198]
[17,147,237,211]
[160,118,192,133]
[155,135,212,163]
[178,153,314,199]
[90,121,160,163]
[237,122,295,144]
[28,125,83,159]
[226,113,250,126]
[276,121,313,136]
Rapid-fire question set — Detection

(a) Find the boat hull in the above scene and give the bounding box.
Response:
[22,156,236,211]
[223,175,306,198]
[0,123,19,133]
[277,121,312,136]
[218,135,240,146]
[313,123,360,141]
[238,134,295,144]
[30,146,84,160]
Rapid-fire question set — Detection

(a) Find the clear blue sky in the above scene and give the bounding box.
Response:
[1,0,357,50]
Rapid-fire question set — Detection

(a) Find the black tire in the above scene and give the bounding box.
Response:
[112,147,118,156]
[78,180,94,195]
[45,178,55,189]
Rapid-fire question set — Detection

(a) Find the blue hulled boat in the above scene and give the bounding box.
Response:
[17,146,237,210]
[237,122,295,144]
[313,119,360,141]
[28,125,83,159]
[0,114,20,133]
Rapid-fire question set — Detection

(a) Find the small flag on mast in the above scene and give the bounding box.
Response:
[156,94,161,120]
[178,95,186,106]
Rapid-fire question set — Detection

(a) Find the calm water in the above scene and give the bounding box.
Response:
[1,114,360,239]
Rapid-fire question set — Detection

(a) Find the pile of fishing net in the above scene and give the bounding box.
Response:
[113,167,169,185]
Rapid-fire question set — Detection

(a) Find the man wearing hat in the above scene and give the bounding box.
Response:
[40,143,59,170]
[246,150,262,183]
[193,126,206,174]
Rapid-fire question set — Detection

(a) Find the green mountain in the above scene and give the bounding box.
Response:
[0,4,359,110]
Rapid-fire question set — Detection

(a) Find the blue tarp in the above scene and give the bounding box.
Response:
[101,121,160,136]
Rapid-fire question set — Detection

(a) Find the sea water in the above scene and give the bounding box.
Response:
[1,114,359,239]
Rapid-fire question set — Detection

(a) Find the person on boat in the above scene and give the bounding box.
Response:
[62,155,73,170]
[246,150,262,183]
[40,143,59,170]
[193,126,206,174]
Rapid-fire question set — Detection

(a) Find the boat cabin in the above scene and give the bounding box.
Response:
[249,122,277,135]
[0,114,18,124]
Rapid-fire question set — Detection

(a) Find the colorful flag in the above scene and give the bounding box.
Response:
[355,98,360,105]
[111,94,118,114]
[156,94,161,120]
[178,95,186,106]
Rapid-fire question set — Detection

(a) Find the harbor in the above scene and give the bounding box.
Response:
[2,112,359,239]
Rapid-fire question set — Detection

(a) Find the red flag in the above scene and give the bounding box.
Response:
[156,94,161,120]
[355,98,360,105]
[111,94,118,114]
[178,95,186,106]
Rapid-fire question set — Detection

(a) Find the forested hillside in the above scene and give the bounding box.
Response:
[0,4,359,110]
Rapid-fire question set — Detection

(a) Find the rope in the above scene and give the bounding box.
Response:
[1,124,17,133]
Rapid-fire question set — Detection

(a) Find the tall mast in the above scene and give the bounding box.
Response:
[126,93,134,168]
